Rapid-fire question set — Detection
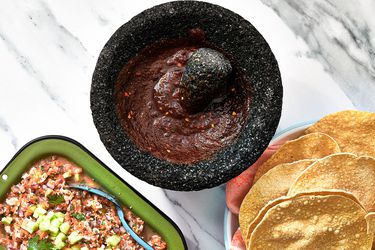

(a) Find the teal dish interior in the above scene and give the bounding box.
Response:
[0,136,186,250]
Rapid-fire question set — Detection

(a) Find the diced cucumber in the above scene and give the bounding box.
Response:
[61,225,70,235]
[56,232,67,241]
[53,212,65,220]
[1,216,13,225]
[80,247,88,250]
[27,220,38,233]
[106,235,121,247]
[68,231,83,245]
[33,206,47,218]
[74,173,80,182]
[59,222,70,234]
[53,233,66,248]
[70,245,80,250]
[53,239,66,250]
[36,215,45,226]
[39,217,51,232]
[49,227,59,236]
[21,219,38,234]
[51,218,64,227]
[63,171,72,178]
[46,211,55,220]
[49,218,63,235]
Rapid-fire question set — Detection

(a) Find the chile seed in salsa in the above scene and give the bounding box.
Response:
[115,39,251,164]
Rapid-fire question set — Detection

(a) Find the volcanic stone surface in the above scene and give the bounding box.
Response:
[180,48,232,113]
[91,1,283,191]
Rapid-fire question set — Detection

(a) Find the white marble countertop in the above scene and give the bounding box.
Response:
[1,0,372,249]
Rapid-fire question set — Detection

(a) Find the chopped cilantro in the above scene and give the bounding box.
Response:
[47,194,64,205]
[40,165,44,171]
[28,236,54,250]
[72,213,86,221]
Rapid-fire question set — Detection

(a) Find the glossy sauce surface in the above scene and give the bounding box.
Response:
[115,39,251,164]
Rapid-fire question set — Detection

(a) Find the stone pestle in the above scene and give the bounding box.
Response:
[180,48,232,113]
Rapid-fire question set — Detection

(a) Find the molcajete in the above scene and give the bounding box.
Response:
[91,1,282,191]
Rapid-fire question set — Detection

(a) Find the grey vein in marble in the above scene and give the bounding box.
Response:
[262,0,375,111]
[0,0,95,117]
[39,1,91,58]
[0,117,18,150]
[0,32,67,113]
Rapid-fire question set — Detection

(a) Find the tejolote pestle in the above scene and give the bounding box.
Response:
[180,48,232,113]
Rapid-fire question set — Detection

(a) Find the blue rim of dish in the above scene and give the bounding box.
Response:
[0,135,187,250]
[223,120,316,249]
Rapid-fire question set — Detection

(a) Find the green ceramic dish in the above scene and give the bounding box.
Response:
[0,136,186,250]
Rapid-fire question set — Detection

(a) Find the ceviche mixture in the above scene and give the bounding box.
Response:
[0,156,167,250]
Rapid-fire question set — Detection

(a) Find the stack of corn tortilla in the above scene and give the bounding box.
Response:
[239,110,375,250]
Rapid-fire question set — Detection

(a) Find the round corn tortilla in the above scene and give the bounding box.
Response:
[288,153,375,212]
[305,110,375,157]
[245,191,358,243]
[248,192,373,250]
[246,195,292,243]
[253,132,340,183]
[239,159,316,244]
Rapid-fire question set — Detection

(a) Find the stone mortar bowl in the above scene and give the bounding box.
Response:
[91,1,282,191]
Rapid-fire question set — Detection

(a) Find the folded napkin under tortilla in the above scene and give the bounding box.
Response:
[226,144,281,249]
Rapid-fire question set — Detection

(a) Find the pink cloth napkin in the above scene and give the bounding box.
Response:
[226,144,281,249]
[230,228,246,250]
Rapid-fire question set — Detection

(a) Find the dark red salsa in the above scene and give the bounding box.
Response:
[115,38,251,164]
